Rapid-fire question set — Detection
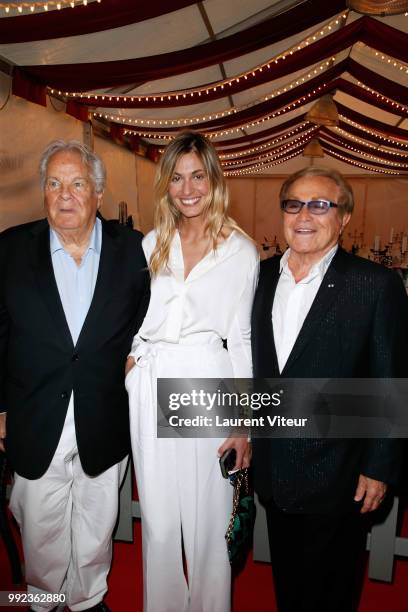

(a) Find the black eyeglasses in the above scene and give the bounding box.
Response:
[281,199,340,215]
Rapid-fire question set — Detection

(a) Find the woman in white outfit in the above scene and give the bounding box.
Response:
[126,131,259,612]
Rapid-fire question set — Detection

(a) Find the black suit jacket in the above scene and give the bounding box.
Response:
[251,248,408,514]
[0,218,149,479]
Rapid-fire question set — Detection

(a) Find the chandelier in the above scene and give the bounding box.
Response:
[303,139,324,157]
[305,94,339,127]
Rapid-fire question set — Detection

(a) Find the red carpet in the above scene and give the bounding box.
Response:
[2,510,408,612]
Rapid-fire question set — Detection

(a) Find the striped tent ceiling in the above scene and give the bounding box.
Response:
[0,0,407,175]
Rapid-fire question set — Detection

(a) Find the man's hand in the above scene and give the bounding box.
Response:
[218,437,251,470]
[125,356,136,377]
[0,412,6,452]
[354,474,387,513]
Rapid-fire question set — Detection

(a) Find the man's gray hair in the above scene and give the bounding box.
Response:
[39,139,106,194]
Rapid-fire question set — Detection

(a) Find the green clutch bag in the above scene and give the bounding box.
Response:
[225,468,256,569]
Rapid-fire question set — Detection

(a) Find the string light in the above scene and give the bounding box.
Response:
[360,45,408,75]
[92,107,408,175]
[223,144,306,167]
[323,147,405,174]
[91,83,330,138]
[83,59,336,125]
[224,150,302,176]
[332,126,408,158]
[63,12,348,101]
[130,129,406,174]
[226,143,406,176]
[320,136,408,168]
[340,115,408,148]
[223,145,301,169]
[134,126,313,158]
[119,122,313,154]
[0,0,101,12]
[218,124,310,158]
[221,130,318,166]
[354,81,408,115]
[122,129,173,141]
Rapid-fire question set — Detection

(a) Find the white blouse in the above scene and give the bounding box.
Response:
[130,229,259,378]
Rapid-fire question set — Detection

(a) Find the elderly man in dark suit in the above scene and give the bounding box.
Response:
[0,140,148,612]
[251,166,407,612]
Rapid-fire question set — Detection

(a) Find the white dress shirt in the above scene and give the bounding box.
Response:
[130,229,260,378]
[272,245,337,373]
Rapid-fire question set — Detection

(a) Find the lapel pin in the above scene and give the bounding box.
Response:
[327,283,335,288]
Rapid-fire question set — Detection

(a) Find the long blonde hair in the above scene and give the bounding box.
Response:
[150,131,243,276]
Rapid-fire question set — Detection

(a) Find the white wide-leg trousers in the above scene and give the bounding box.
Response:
[10,397,127,612]
[127,342,233,612]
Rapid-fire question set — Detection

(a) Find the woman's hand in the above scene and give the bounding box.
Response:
[125,356,136,376]
[218,436,251,471]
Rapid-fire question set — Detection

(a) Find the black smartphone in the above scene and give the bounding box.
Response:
[219,448,237,478]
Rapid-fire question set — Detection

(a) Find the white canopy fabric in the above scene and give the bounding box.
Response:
[0,0,407,175]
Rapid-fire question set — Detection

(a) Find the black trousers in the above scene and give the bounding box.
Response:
[265,499,368,612]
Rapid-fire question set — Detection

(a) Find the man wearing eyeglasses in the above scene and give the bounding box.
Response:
[0,140,148,612]
[251,167,407,612]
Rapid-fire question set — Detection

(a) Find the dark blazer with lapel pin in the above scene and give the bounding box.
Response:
[251,247,408,514]
[0,218,149,479]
